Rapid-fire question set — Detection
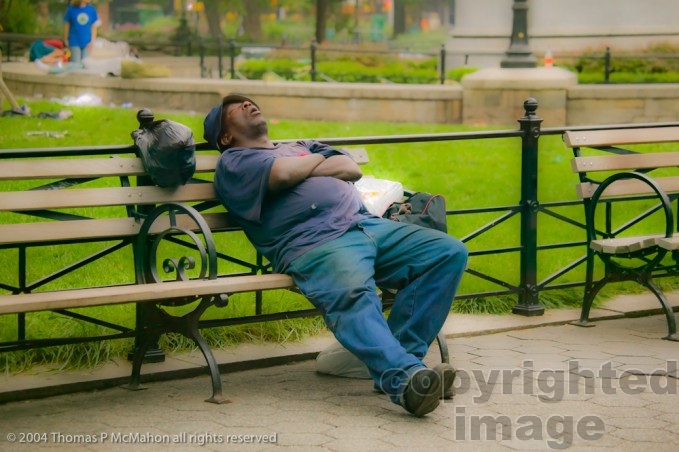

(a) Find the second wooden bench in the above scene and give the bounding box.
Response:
[565,126,679,341]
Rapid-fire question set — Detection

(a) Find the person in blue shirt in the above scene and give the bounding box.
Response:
[63,0,99,63]
[203,94,468,417]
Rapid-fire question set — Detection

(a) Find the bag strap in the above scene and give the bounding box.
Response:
[421,194,444,215]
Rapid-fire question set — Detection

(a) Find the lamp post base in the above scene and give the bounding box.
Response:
[501,54,537,68]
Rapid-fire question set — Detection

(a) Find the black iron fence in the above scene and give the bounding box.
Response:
[2,99,678,313]
[2,100,679,357]
[198,40,679,85]
[195,38,449,84]
[5,32,679,85]
[554,47,679,84]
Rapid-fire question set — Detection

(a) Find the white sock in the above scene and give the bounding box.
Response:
[35,60,50,71]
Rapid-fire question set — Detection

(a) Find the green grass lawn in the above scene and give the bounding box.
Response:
[1,98,676,373]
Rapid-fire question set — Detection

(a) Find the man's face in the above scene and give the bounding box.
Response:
[224,100,264,127]
[220,100,268,147]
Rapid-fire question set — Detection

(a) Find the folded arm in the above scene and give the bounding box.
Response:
[310,155,362,182]
[268,154,363,193]
[268,154,325,192]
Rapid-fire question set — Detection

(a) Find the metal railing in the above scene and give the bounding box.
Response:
[195,38,449,84]
[553,47,679,83]
[5,31,679,86]
[199,40,679,85]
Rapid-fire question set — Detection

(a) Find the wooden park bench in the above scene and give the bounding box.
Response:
[0,114,451,403]
[565,126,679,341]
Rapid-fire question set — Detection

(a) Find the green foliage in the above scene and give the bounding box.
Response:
[315,58,439,84]
[2,0,38,33]
[260,18,313,45]
[452,297,516,315]
[318,59,381,82]
[559,42,679,84]
[382,63,438,84]
[451,289,587,316]
[237,54,442,84]
[237,58,306,80]
[575,71,679,84]
[389,28,448,53]
[105,14,183,43]
[447,67,479,82]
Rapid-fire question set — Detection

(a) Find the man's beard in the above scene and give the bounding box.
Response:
[245,119,269,141]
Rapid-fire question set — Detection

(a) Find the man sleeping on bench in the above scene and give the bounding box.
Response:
[203,94,468,417]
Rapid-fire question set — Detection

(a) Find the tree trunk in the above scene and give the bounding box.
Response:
[412,0,423,31]
[37,1,49,27]
[392,0,407,38]
[242,0,264,41]
[315,0,328,44]
[203,0,224,43]
[0,0,7,31]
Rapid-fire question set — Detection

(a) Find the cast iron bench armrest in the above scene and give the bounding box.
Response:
[586,171,674,250]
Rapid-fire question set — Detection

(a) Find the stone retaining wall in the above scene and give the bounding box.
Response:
[2,62,679,127]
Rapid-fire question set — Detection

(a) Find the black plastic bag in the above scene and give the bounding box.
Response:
[383,192,448,233]
[131,119,196,188]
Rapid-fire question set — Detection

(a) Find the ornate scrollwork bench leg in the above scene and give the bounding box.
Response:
[122,202,230,403]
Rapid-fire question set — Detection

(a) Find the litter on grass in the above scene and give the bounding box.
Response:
[55,93,103,106]
[26,131,68,138]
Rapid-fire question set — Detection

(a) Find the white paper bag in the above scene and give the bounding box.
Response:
[354,176,404,216]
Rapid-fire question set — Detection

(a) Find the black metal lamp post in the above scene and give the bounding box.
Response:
[500,0,536,68]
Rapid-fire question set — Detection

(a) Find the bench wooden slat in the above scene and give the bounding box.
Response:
[564,127,679,148]
[0,184,217,211]
[575,176,679,199]
[0,149,364,181]
[0,155,220,181]
[571,152,679,173]
[0,213,237,245]
[346,148,369,164]
[657,235,679,250]
[0,274,295,315]
[590,235,663,254]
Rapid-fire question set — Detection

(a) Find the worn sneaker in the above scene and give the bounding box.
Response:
[400,367,442,417]
[375,363,456,400]
[434,363,456,400]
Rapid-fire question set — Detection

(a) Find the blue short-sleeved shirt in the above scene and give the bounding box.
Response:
[64,4,98,49]
[214,140,372,272]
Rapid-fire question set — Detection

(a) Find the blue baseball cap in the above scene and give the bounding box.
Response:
[203,93,259,150]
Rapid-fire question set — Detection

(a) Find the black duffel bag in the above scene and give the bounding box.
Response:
[382,192,448,233]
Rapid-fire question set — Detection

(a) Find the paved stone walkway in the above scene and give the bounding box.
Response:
[0,310,677,451]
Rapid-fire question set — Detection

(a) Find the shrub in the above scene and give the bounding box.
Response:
[237,58,306,80]
[2,0,37,33]
[237,55,442,84]
[559,42,679,84]
[447,67,479,82]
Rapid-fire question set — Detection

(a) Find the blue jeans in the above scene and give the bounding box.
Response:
[286,217,468,403]
[69,46,88,63]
